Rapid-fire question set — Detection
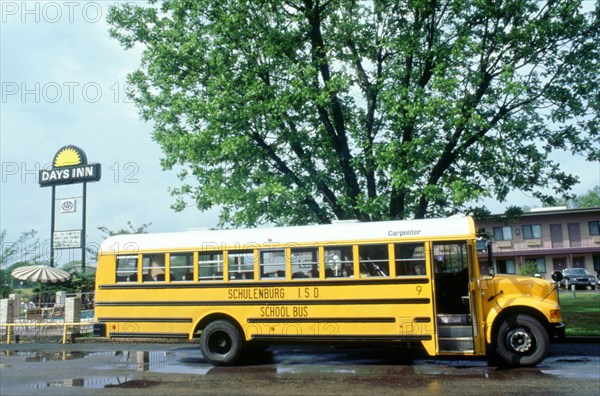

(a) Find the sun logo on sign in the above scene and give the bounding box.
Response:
[53,146,83,168]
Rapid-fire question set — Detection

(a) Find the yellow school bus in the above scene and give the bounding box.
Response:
[93,216,564,367]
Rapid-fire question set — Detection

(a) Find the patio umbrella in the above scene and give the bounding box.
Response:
[12,265,71,306]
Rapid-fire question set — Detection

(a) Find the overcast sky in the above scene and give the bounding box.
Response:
[1,1,598,267]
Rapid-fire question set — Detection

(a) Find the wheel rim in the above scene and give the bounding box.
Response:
[208,330,232,355]
[506,327,535,354]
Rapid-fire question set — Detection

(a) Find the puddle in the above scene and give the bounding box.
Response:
[2,350,93,361]
[105,379,162,388]
[277,366,357,375]
[32,376,133,389]
[540,356,600,380]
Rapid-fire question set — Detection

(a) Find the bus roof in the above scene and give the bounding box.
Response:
[98,216,476,254]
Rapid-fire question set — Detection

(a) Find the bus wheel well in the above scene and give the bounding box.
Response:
[194,313,244,338]
[491,306,550,342]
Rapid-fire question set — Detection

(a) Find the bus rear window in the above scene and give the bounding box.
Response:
[116,255,138,282]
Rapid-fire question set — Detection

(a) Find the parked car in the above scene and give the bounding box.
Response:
[560,268,596,289]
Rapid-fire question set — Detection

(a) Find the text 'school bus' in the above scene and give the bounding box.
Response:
[93,216,565,367]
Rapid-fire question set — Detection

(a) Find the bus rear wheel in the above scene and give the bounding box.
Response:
[200,320,243,366]
[494,314,549,367]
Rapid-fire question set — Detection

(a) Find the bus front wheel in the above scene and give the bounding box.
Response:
[494,314,549,367]
[200,320,243,366]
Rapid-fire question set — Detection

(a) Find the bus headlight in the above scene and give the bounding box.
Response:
[549,309,561,320]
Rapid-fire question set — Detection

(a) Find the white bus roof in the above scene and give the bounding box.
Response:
[98,216,475,254]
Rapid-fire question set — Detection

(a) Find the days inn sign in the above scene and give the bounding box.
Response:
[39,145,101,187]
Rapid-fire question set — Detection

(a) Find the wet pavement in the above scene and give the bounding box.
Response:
[1,342,599,395]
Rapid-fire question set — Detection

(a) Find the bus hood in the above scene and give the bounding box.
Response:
[485,274,558,304]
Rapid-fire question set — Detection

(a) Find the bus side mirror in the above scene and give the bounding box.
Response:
[551,271,563,283]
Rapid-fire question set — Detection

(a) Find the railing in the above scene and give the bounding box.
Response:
[1,322,93,344]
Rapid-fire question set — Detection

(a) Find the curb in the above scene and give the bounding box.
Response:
[555,336,600,344]
[73,336,199,344]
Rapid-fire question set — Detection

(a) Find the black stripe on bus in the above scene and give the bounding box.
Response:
[110,332,189,339]
[99,317,192,323]
[250,334,432,342]
[247,317,396,324]
[99,277,429,290]
[94,298,430,307]
[413,317,431,323]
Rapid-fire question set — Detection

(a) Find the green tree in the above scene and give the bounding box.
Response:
[517,260,540,277]
[108,0,599,226]
[1,230,41,297]
[87,221,151,260]
[96,221,152,237]
[552,186,600,208]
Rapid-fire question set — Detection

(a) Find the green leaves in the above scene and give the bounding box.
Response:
[108,0,599,225]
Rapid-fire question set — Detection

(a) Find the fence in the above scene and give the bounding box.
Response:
[2,322,93,344]
[0,292,94,344]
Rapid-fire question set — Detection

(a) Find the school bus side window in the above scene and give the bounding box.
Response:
[291,247,319,279]
[324,246,354,278]
[199,252,224,281]
[228,250,254,280]
[260,249,286,280]
[395,243,426,276]
[116,255,138,282]
[359,244,389,277]
[142,254,166,282]
[171,253,194,281]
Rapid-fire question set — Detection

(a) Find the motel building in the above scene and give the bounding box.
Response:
[476,206,600,281]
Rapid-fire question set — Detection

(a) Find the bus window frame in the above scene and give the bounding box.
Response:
[358,243,390,277]
[323,244,355,278]
[198,250,224,281]
[290,245,320,280]
[115,254,139,283]
[227,249,255,281]
[170,251,196,282]
[141,253,167,282]
[393,242,427,276]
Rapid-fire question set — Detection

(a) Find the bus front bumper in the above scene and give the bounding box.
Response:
[550,322,566,339]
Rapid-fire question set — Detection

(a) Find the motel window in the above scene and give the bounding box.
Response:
[497,259,516,274]
[359,244,389,277]
[228,250,254,280]
[493,226,512,241]
[142,254,166,282]
[116,255,138,283]
[324,246,354,278]
[198,252,224,281]
[395,243,426,276]
[522,224,542,239]
[291,247,319,279]
[260,249,286,280]
[527,258,546,273]
[171,253,194,281]
[589,221,600,236]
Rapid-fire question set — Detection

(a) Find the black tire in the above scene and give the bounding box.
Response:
[200,320,244,366]
[494,314,549,367]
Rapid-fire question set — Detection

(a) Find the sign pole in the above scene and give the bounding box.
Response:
[39,146,101,270]
[50,185,56,267]
[82,181,87,272]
